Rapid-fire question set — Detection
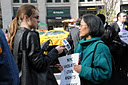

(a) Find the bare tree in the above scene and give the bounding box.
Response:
[97,0,120,23]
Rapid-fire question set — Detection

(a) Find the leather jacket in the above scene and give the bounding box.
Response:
[13,27,58,85]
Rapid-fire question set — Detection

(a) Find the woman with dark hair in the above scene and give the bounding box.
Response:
[7,4,65,85]
[73,14,112,85]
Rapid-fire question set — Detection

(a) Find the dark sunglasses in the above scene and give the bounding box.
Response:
[33,16,39,19]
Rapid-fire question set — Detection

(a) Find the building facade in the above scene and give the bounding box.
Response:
[0,0,128,30]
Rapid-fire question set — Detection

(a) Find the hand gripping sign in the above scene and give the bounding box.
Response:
[58,53,80,85]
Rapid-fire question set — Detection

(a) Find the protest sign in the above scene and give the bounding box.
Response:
[119,29,128,44]
[58,53,80,85]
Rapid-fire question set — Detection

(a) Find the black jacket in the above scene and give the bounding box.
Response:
[101,23,117,46]
[101,22,122,71]
[13,27,58,85]
[110,22,128,70]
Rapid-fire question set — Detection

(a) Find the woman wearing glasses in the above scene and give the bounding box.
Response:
[73,14,112,85]
[8,4,65,85]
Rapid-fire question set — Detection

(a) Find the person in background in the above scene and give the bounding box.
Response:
[110,11,128,84]
[97,13,123,85]
[97,14,116,46]
[7,4,65,85]
[66,18,81,54]
[0,29,19,85]
[97,14,120,69]
[73,14,112,85]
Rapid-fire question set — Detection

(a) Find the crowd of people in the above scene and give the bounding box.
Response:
[1,4,128,85]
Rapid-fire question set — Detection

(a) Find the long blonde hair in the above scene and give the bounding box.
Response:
[7,4,37,50]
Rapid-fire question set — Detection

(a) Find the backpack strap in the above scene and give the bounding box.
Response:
[91,42,103,68]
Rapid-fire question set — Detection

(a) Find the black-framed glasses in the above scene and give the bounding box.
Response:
[33,16,39,19]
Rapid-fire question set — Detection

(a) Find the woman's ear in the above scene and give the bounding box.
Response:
[23,15,29,21]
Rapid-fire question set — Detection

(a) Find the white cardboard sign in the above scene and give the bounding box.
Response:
[119,29,128,44]
[58,53,80,85]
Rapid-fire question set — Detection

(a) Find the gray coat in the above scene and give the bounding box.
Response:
[67,27,80,51]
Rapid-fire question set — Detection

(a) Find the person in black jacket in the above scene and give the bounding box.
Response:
[97,14,121,71]
[110,12,128,83]
[8,4,65,85]
[97,14,115,45]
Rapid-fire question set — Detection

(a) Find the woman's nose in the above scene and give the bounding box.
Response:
[79,26,81,30]
[38,20,40,23]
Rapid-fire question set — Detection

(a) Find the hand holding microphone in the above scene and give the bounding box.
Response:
[55,45,65,54]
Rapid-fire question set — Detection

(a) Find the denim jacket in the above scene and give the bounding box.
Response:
[0,29,19,85]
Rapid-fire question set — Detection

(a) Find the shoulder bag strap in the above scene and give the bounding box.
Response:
[22,30,30,50]
[91,42,103,68]
[21,30,32,85]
